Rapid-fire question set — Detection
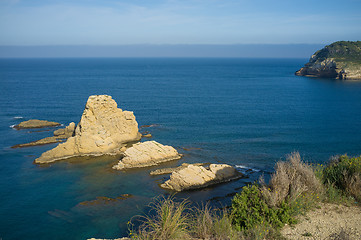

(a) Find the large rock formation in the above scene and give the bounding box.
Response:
[14,119,61,129]
[296,41,361,80]
[35,95,141,163]
[12,122,76,148]
[112,141,182,170]
[160,164,243,191]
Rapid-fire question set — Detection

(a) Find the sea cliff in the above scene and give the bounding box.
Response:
[296,41,361,80]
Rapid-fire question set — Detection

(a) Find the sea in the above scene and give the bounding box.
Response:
[0,58,361,240]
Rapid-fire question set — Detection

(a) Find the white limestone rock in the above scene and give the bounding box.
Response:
[112,141,182,170]
[35,95,141,163]
[160,164,243,191]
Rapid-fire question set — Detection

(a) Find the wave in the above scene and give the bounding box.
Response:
[9,124,16,128]
[13,116,24,119]
[235,164,260,173]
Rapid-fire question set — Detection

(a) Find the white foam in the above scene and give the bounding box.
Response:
[235,165,247,169]
[235,165,260,173]
[13,116,24,119]
[10,124,16,128]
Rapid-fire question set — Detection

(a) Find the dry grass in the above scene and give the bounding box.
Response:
[344,172,361,201]
[192,203,240,240]
[130,196,240,240]
[131,196,192,240]
[260,152,323,207]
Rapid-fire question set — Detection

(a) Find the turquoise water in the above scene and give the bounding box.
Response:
[1,58,361,239]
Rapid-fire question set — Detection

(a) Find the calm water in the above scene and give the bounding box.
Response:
[1,58,361,240]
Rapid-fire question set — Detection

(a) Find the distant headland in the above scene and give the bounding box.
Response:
[295,41,361,80]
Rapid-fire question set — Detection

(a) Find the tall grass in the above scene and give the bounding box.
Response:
[130,196,191,240]
[129,196,240,240]
[192,203,240,240]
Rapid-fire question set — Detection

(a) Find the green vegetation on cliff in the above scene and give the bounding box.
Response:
[296,41,361,80]
[311,41,361,64]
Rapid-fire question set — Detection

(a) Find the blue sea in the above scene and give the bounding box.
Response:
[1,58,361,240]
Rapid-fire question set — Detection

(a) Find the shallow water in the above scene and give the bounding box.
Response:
[1,58,361,239]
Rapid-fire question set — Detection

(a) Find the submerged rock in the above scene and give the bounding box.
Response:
[12,136,62,148]
[14,119,61,129]
[11,122,76,148]
[112,141,182,170]
[35,95,141,163]
[160,164,243,191]
[142,133,152,138]
[78,194,133,206]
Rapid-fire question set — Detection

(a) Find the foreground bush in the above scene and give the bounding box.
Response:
[260,152,323,207]
[231,152,326,238]
[322,155,361,201]
[231,184,294,232]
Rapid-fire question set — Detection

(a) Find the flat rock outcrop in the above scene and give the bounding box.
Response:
[150,163,206,176]
[112,141,182,170]
[11,122,76,148]
[296,41,361,80]
[14,119,61,129]
[160,164,243,191]
[35,95,141,163]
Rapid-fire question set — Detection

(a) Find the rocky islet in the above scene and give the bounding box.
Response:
[160,163,243,191]
[112,141,182,170]
[35,95,141,163]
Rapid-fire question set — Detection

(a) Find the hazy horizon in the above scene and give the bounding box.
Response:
[0,44,324,58]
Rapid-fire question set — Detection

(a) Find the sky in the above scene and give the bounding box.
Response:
[0,0,360,57]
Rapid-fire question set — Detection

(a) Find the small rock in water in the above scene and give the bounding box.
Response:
[142,133,152,138]
[14,119,61,129]
[11,122,76,148]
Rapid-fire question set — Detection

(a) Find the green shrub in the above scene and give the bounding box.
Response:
[231,184,294,232]
[323,155,361,201]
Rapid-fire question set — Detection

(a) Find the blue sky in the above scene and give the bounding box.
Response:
[0,0,360,46]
